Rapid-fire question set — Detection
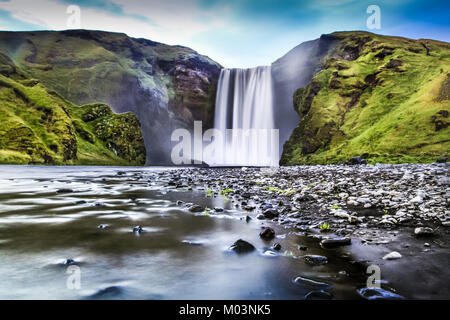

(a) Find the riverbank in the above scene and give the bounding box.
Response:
[162,163,450,299]
[0,164,448,299]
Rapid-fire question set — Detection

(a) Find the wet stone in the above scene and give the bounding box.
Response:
[304,255,328,266]
[304,290,333,300]
[188,205,204,213]
[357,287,404,300]
[272,243,282,251]
[229,239,255,254]
[293,276,331,289]
[414,227,435,237]
[56,188,73,194]
[259,227,276,240]
[133,226,143,234]
[320,237,352,249]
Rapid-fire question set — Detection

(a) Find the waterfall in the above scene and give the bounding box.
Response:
[210,66,279,167]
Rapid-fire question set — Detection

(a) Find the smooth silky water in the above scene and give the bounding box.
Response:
[0,166,366,299]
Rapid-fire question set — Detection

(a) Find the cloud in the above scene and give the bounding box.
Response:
[0,0,448,68]
[0,0,229,46]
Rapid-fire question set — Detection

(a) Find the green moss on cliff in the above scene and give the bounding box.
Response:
[0,56,146,166]
[281,31,450,165]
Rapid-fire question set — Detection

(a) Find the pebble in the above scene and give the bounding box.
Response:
[382,251,402,260]
[304,255,328,266]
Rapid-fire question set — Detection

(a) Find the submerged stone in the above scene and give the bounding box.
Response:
[357,287,404,300]
[188,205,204,213]
[294,276,331,289]
[304,255,328,266]
[304,290,333,300]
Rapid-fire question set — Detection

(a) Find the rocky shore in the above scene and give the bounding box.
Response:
[160,163,450,299]
[166,163,449,233]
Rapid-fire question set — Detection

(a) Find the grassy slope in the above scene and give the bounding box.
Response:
[0,54,146,165]
[281,31,450,165]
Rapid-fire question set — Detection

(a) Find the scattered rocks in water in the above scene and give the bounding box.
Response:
[304,290,333,300]
[357,287,404,300]
[382,251,402,260]
[259,227,276,240]
[414,227,435,237]
[229,239,255,254]
[320,237,352,249]
[188,205,204,213]
[272,243,282,251]
[56,188,73,194]
[293,276,331,289]
[304,255,328,266]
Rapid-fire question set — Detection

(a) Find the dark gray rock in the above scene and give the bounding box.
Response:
[229,239,255,254]
[259,227,276,240]
[304,255,328,266]
[56,188,73,193]
[263,209,279,219]
[304,290,333,300]
[188,205,204,213]
[320,237,352,248]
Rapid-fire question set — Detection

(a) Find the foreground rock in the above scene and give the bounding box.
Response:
[320,237,351,248]
[414,227,436,237]
[382,251,402,260]
[229,239,255,254]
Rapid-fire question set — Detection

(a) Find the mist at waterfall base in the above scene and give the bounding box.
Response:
[206,66,279,167]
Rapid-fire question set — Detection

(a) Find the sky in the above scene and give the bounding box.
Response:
[0,0,448,68]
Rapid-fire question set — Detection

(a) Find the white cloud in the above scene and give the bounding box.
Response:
[0,0,230,47]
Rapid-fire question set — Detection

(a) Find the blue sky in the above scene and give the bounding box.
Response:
[0,0,448,67]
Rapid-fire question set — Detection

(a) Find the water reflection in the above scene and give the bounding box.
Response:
[0,166,364,300]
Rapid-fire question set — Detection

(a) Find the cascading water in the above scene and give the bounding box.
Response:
[211,66,279,167]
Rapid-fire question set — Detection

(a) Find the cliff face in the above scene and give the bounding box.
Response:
[271,34,340,156]
[0,53,146,165]
[280,31,450,165]
[0,30,222,164]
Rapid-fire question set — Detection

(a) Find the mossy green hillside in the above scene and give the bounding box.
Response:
[281,32,450,165]
[0,55,146,165]
[0,30,222,163]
